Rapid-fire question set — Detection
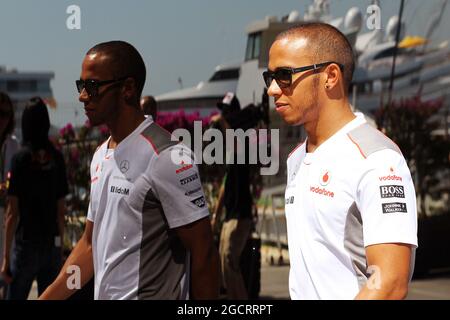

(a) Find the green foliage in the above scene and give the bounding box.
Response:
[58,122,109,249]
[374,95,450,217]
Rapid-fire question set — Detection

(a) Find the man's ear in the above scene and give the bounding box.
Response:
[122,77,137,103]
[324,63,341,91]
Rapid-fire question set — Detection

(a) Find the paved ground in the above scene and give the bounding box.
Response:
[259,261,450,300]
[25,252,450,300]
[260,263,290,300]
[406,270,450,300]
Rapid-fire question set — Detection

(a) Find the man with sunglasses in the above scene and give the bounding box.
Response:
[266,23,417,300]
[40,41,219,300]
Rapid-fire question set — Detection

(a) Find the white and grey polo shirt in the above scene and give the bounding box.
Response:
[285,113,418,300]
[87,117,209,300]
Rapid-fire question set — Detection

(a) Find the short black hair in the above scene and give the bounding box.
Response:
[22,96,50,150]
[87,40,146,101]
[276,22,355,91]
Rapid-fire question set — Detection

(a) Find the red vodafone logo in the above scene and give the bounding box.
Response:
[320,170,330,186]
[379,167,402,182]
[310,186,334,198]
[176,160,193,174]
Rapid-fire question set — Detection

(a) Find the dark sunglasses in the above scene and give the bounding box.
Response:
[262,61,344,88]
[76,76,128,97]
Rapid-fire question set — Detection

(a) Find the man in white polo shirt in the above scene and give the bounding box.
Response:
[264,23,417,299]
[40,41,220,300]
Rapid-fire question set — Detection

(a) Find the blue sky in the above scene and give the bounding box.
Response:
[1,0,449,126]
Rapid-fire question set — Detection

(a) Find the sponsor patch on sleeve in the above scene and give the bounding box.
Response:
[191,196,206,208]
[379,185,405,199]
[179,173,199,186]
[382,202,407,214]
[185,187,201,196]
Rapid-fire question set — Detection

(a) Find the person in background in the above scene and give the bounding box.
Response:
[0,92,19,299]
[140,95,157,121]
[211,93,254,300]
[1,97,68,299]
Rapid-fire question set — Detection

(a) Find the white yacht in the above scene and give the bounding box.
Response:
[155,62,240,116]
[237,0,450,111]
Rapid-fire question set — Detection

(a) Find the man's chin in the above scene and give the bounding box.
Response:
[282,116,302,126]
[86,117,103,127]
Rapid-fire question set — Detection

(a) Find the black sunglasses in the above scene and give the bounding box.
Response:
[76,76,128,97]
[262,61,344,88]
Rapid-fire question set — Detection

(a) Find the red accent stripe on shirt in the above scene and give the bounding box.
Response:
[347,134,367,159]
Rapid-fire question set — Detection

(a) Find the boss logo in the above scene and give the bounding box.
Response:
[379,185,404,198]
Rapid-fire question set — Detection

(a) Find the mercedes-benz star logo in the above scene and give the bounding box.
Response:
[120,160,130,173]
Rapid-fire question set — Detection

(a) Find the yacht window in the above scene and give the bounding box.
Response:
[245,32,262,61]
[7,80,37,92]
[209,68,240,82]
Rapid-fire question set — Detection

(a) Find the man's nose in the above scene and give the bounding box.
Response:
[79,88,89,103]
[267,80,281,97]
